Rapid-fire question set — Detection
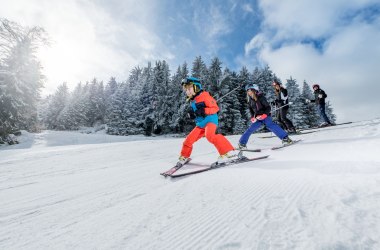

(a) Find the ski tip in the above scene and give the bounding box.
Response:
[254,155,270,160]
[160,173,169,177]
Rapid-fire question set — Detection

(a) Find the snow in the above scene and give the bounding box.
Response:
[1,119,380,249]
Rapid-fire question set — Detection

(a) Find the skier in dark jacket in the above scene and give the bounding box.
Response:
[306,84,332,126]
[272,79,296,134]
[238,83,292,149]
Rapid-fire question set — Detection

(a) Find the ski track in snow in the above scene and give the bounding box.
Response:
[1,120,380,249]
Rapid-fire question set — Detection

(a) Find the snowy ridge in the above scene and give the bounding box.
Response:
[1,119,380,249]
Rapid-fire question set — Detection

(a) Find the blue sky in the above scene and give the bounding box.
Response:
[1,0,380,121]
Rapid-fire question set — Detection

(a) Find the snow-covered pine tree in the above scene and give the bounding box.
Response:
[169,63,190,133]
[151,60,172,134]
[238,67,252,125]
[218,69,246,135]
[0,19,47,136]
[325,101,337,124]
[97,81,106,125]
[300,81,320,128]
[58,83,88,130]
[285,77,303,128]
[229,71,247,134]
[191,56,208,83]
[44,83,69,129]
[85,79,106,127]
[104,77,118,123]
[138,62,156,136]
[122,67,144,135]
[121,89,142,135]
[207,57,222,99]
[56,85,78,130]
[218,68,233,134]
[253,65,275,100]
[37,94,52,129]
[106,82,128,135]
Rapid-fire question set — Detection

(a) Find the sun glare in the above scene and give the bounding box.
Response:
[37,40,87,94]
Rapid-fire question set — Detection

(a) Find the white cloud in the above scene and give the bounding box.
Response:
[258,0,379,40]
[192,4,233,54]
[244,33,266,56]
[259,22,380,122]
[239,0,380,122]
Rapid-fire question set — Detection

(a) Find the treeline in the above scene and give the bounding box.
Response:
[40,57,336,136]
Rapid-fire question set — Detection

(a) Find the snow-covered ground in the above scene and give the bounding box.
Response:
[1,119,380,249]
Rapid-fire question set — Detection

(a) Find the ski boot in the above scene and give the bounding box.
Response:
[217,150,240,164]
[177,156,190,166]
[282,136,293,145]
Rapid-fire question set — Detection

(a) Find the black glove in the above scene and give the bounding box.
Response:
[194,102,206,117]
[187,106,196,119]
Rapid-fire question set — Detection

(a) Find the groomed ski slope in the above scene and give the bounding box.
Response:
[1,119,380,249]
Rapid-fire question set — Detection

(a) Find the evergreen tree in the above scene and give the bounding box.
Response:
[44,83,69,129]
[85,79,106,126]
[325,101,337,124]
[104,77,118,123]
[218,68,233,134]
[152,60,172,134]
[37,94,52,129]
[207,57,222,98]
[285,77,303,128]
[237,67,251,125]
[169,63,190,133]
[58,83,88,129]
[261,66,276,100]
[300,81,320,128]
[139,62,156,136]
[191,56,208,82]
[218,69,245,135]
[106,82,128,135]
[122,67,144,135]
[0,19,47,136]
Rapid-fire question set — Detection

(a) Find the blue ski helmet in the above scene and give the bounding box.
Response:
[181,77,202,92]
[245,83,259,92]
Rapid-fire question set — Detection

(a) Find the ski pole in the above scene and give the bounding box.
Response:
[216,83,245,102]
[271,102,293,113]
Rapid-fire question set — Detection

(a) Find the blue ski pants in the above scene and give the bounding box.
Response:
[239,116,288,145]
[318,103,331,124]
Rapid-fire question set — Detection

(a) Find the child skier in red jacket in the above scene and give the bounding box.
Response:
[178,77,238,165]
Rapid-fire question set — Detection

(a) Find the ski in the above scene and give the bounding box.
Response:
[292,131,316,136]
[234,148,261,152]
[299,122,353,131]
[259,131,315,139]
[160,158,191,177]
[170,155,269,178]
[271,139,302,150]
